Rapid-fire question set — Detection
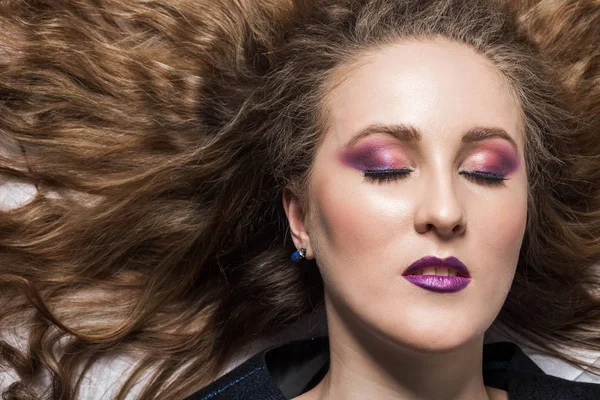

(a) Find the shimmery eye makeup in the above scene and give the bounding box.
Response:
[338,135,520,186]
[458,142,519,186]
[461,142,519,176]
[339,138,412,172]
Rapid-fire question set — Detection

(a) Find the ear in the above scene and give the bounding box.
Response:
[282,187,315,260]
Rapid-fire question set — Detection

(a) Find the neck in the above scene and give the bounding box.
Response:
[295,300,503,400]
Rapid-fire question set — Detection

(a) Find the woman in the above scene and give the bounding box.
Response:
[1,0,600,399]
[186,0,600,398]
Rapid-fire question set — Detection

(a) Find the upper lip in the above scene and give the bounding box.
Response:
[403,256,471,278]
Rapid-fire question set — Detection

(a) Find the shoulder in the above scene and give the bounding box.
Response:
[507,370,600,399]
[484,342,600,399]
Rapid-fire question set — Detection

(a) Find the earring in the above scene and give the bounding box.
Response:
[290,248,307,264]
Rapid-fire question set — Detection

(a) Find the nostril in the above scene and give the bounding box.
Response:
[452,223,465,234]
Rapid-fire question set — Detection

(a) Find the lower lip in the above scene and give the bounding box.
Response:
[403,275,471,293]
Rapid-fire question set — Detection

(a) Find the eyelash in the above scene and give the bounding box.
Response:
[459,171,506,186]
[363,168,412,182]
[363,169,507,186]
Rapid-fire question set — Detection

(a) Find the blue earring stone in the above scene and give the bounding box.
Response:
[291,248,306,263]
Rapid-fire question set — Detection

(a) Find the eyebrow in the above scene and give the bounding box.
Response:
[345,123,519,152]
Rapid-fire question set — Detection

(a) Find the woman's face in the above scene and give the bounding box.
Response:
[284,38,527,351]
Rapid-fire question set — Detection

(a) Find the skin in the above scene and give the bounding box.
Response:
[283,38,527,400]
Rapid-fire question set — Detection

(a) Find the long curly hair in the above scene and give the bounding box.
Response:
[1,0,600,399]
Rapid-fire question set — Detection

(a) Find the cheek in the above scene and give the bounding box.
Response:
[471,180,528,274]
[472,187,527,329]
[308,186,409,306]
[308,175,412,268]
[493,193,527,252]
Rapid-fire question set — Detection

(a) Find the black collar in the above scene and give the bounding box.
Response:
[187,336,546,400]
[264,336,545,398]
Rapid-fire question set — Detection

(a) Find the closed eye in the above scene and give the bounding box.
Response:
[459,171,506,186]
[363,169,507,186]
[363,168,412,183]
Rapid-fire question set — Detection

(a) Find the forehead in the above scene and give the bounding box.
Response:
[321,38,523,149]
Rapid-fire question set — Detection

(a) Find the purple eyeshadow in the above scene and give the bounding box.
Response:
[465,145,519,176]
[338,137,520,176]
[339,142,408,171]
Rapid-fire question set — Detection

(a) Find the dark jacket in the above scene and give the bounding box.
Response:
[185,336,600,399]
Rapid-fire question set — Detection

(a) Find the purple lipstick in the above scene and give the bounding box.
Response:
[402,256,471,293]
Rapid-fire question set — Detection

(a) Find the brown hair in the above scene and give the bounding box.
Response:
[506,0,600,153]
[1,0,600,399]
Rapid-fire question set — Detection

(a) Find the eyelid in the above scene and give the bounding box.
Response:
[459,147,519,178]
[340,138,416,170]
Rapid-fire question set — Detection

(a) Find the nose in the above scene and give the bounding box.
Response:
[413,174,466,237]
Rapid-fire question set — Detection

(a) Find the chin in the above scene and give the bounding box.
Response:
[399,334,480,354]
[372,314,488,355]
